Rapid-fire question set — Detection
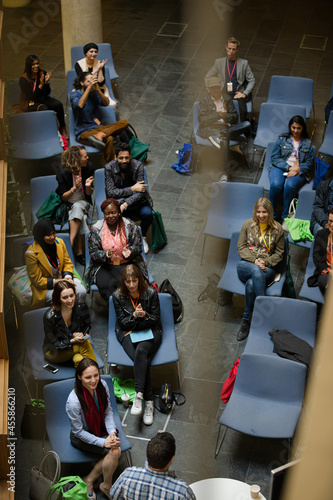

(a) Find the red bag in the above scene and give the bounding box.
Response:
[221,357,240,402]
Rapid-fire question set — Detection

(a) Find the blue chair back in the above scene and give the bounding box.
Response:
[71,43,119,80]
[6,79,20,108]
[319,110,333,157]
[244,296,317,356]
[267,76,313,119]
[8,110,63,159]
[257,142,276,190]
[254,103,307,149]
[30,175,69,231]
[299,241,325,304]
[43,375,131,463]
[107,293,178,367]
[204,182,265,240]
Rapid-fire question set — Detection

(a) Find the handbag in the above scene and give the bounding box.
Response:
[21,399,46,439]
[313,158,330,189]
[129,135,150,162]
[7,265,32,306]
[151,211,167,253]
[112,377,136,403]
[36,191,68,229]
[46,475,87,500]
[154,383,186,414]
[29,450,61,500]
[221,357,240,402]
[159,279,183,323]
[171,143,193,176]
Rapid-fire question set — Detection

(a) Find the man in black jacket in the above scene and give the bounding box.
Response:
[105,142,153,253]
[310,177,333,236]
[197,76,247,182]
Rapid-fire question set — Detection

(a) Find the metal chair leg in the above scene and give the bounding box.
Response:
[215,424,227,458]
[176,361,181,390]
[125,450,132,467]
[201,235,206,266]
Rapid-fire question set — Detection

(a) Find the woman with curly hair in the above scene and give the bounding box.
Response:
[85,198,148,302]
[236,197,285,341]
[56,145,94,266]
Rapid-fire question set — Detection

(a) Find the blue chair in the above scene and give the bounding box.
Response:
[253,103,307,167]
[267,76,314,120]
[215,352,307,457]
[108,294,180,387]
[215,232,288,317]
[67,67,118,105]
[319,110,333,159]
[30,175,69,231]
[94,167,150,221]
[8,110,63,159]
[244,296,317,356]
[23,307,104,385]
[287,189,316,248]
[257,142,276,191]
[43,376,131,465]
[85,225,154,293]
[299,241,325,304]
[201,182,265,264]
[6,78,20,108]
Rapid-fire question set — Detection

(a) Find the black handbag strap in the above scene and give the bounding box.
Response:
[173,392,186,406]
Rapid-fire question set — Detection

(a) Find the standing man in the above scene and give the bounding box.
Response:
[110,432,196,499]
[105,142,153,253]
[70,72,128,162]
[205,37,255,121]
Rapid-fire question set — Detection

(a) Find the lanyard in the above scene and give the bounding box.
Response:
[214,99,225,112]
[33,77,37,92]
[130,295,139,310]
[45,253,59,271]
[260,228,271,252]
[291,138,301,160]
[330,233,333,265]
[227,59,237,80]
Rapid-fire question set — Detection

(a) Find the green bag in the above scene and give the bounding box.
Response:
[151,210,167,253]
[282,255,296,299]
[129,136,150,162]
[112,377,136,403]
[36,191,68,228]
[47,475,87,500]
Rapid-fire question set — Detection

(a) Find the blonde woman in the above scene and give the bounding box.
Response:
[236,198,285,341]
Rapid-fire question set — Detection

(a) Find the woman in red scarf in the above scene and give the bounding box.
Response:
[66,358,121,499]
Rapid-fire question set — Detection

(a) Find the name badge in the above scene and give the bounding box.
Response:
[227,81,233,92]
[113,257,120,266]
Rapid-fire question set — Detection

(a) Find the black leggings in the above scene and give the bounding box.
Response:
[318,274,329,296]
[28,96,65,127]
[95,263,128,302]
[121,330,162,401]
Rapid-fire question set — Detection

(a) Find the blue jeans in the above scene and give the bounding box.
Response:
[269,167,306,219]
[124,204,153,237]
[237,260,275,320]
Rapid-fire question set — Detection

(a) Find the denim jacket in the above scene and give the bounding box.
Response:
[269,136,314,182]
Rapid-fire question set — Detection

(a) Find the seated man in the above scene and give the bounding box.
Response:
[105,142,153,253]
[110,432,196,499]
[198,76,244,182]
[310,177,333,236]
[70,72,128,162]
[205,36,255,121]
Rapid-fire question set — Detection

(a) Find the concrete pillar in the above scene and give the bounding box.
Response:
[61,0,103,73]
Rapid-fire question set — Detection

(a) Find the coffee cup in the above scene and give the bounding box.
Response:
[121,393,130,408]
[250,484,260,498]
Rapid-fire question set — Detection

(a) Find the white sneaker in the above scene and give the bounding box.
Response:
[208,136,221,149]
[219,174,228,183]
[142,237,149,254]
[143,400,154,425]
[131,392,143,415]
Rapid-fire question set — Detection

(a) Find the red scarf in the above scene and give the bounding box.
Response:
[82,386,107,437]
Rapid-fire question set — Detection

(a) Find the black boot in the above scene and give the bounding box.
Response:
[236,318,250,341]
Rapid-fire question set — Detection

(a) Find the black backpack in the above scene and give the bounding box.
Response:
[159,279,183,323]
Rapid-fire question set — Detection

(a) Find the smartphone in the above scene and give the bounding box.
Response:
[81,335,90,340]
[43,364,59,374]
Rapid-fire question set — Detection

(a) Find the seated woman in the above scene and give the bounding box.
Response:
[18,54,68,138]
[43,281,96,367]
[66,358,121,498]
[307,207,333,296]
[85,198,148,302]
[56,145,94,266]
[113,264,162,425]
[269,115,314,221]
[25,219,86,308]
[74,42,115,106]
[236,198,285,341]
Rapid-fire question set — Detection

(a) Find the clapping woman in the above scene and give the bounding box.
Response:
[19,54,68,138]
[269,115,314,221]
[236,198,285,341]
[113,264,162,425]
[66,358,121,499]
[43,281,96,367]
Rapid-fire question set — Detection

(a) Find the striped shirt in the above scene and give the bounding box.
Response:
[110,462,196,499]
